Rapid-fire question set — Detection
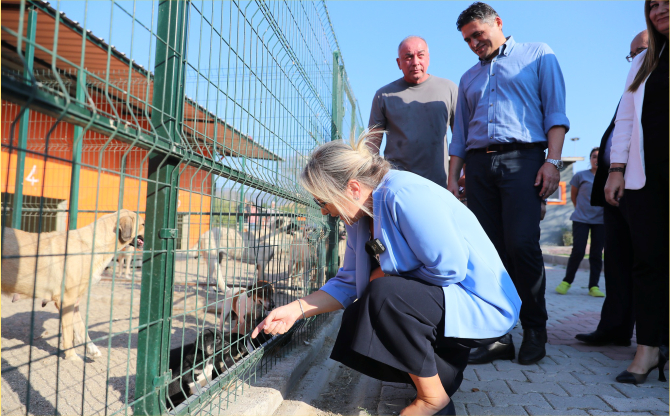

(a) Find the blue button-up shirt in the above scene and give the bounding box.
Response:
[449,36,570,158]
[321,170,521,339]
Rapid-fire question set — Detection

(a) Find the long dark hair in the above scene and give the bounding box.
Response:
[629,1,667,92]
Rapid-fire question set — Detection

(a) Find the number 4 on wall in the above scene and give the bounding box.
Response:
[25,165,39,186]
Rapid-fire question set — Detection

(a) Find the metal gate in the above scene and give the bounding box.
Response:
[1,0,363,414]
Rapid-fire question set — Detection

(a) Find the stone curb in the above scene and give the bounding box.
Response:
[219,310,343,415]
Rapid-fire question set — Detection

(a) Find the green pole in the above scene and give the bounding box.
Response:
[326,51,344,280]
[11,6,37,229]
[135,1,188,414]
[68,70,86,230]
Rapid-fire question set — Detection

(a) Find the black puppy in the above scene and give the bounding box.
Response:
[166,328,224,410]
[213,316,275,376]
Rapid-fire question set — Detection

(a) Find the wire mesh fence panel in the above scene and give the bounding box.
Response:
[1,0,362,415]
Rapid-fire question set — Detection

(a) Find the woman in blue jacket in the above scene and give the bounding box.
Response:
[253,133,521,416]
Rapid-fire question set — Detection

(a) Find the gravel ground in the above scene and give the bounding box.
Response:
[1,253,307,416]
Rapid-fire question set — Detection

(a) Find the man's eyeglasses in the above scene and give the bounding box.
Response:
[313,198,328,209]
[626,47,647,62]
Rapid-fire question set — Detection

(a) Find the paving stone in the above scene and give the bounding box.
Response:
[455,391,491,406]
[559,381,626,398]
[570,372,619,385]
[466,362,498,372]
[587,411,652,415]
[462,367,478,381]
[488,392,552,409]
[509,381,569,396]
[493,360,542,372]
[537,361,594,374]
[525,406,589,415]
[453,401,467,415]
[466,404,528,415]
[458,379,511,394]
[600,396,668,412]
[650,411,669,416]
[579,363,628,376]
[474,369,527,382]
[523,370,582,384]
[613,383,670,399]
[543,393,612,411]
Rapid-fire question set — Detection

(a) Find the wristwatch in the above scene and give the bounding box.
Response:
[545,158,564,170]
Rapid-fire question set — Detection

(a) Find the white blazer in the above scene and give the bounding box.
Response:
[610,44,666,189]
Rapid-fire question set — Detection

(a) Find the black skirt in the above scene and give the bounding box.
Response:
[330,275,499,399]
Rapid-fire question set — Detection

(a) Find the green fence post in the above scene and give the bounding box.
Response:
[135,1,188,414]
[11,5,37,229]
[326,51,344,279]
[68,70,85,229]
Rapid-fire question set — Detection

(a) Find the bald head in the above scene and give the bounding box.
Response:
[398,36,429,55]
[630,30,649,57]
[396,36,431,84]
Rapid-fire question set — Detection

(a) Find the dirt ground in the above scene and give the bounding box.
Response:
[1,253,312,415]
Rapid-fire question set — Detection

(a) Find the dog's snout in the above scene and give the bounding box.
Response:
[133,235,145,248]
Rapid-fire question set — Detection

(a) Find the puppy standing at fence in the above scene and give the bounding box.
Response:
[1,209,145,360]
[215,280,275,335]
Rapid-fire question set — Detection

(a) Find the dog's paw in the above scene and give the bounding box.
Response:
[64,352,84,362]
[87,345,102,358]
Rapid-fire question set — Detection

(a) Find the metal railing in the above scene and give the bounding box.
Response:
[0,1,363,414]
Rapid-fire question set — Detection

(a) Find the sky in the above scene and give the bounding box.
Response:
[326,1,646,172]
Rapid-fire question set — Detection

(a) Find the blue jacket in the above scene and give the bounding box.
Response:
[320,171,521,339]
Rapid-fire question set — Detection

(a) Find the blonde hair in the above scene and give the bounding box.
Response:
[300,131,391,223]
[629,1,666,93]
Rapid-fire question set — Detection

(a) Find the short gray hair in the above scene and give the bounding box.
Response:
[456,2,499,32]
[300,131,391,223]
[397,36,430,55]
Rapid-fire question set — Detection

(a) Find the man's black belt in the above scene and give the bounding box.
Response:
[468,142,544,154]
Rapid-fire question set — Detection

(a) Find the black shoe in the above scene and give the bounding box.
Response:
[467,340,515,364]
[518,328,547,365]
[575,330,631,346]
[616,345,669,385]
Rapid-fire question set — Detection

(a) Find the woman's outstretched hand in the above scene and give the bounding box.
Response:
[251,301,301,339]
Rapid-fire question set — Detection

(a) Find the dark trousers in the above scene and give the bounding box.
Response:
[465,148,547,330]
[619,162,669,347]
[330,276,499,415]
[596,203,635,339]
[563,221,605,288]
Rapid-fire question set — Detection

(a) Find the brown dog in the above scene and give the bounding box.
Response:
[1,209,145,360]
[218,280,275,335]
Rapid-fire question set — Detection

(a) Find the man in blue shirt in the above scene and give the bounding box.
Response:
[447,2,569,365]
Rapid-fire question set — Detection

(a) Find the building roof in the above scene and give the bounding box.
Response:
[1,0,281,161]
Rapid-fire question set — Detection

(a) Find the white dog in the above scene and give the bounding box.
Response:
[191,217,293,291]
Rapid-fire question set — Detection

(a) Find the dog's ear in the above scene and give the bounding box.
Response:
[116,216,134,243]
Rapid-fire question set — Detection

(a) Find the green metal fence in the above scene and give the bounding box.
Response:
[0,1,363,414]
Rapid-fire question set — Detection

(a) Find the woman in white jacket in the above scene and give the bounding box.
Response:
[605,0,668,385]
